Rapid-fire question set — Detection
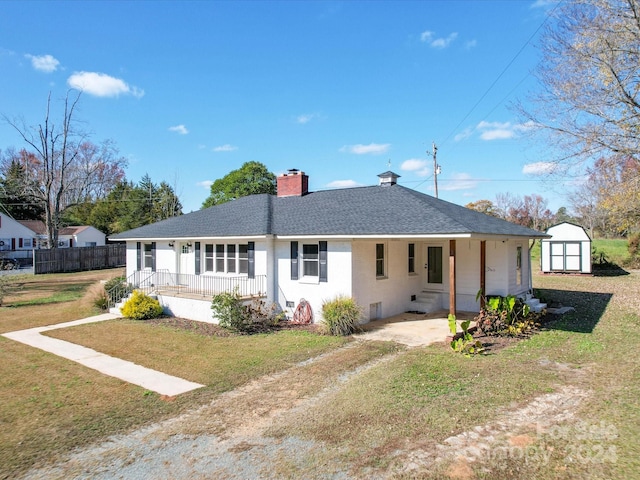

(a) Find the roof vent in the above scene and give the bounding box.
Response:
[377,171,400,187]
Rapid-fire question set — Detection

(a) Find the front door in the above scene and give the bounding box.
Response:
[424,244,444,290]
[179,243,191,274]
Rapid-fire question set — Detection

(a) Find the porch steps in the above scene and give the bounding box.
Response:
[523,293,547,313]
[409,292,441,314]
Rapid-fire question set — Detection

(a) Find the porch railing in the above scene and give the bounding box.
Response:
[108,270,267,308]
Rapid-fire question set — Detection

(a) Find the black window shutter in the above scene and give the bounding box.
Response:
[290,241,298,280]
[195,242,201,275]
[151,242,156,272]
[136,242,141,270]
[319,241,328,282]
[248,242,255,279]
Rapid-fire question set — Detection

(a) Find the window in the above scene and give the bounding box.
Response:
[408,243,415,274]
[227,244,236,273]
[143,243,154,269]
[212,243,250,274]
[215,244,225,271]
[205,244,214,271]
[302,244,319,277]
[376,243,385,277]
[84,241,97,247]
[239,244,249,274]
[516,245,523,285]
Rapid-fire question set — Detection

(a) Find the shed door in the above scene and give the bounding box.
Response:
[551,242,581,271]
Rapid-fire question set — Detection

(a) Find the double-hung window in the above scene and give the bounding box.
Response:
[205,244,214,272]
[211,243,250,274]
[376,243,385,278]
[408,243,415,274]
[302,244,319,277]
[143,243,154,269]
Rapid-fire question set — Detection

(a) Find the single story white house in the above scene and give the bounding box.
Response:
[17,221,106,249]
[110,170,549,324]
[0,213,37,251]
[541,222,592,274]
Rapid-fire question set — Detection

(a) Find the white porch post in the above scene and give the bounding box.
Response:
[266,236,276,303]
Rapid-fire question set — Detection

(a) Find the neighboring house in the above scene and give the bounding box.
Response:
[0,212,37,251]
[18,221,106,249]
[110,170,549,324]
[541,222,592,274]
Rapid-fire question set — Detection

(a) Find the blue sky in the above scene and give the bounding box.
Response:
[0,0,565,213]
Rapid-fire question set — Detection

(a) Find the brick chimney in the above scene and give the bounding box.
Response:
[277,169,309,197]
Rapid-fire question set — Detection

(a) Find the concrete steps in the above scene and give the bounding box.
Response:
[409,291,441,314]
[523,294,547,313]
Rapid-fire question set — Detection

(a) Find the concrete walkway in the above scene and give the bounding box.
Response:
[2,313,204,396]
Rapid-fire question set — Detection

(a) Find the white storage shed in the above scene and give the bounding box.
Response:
[541,222,592,274]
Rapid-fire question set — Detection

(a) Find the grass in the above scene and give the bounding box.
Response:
[0,269,354,478]
[266,272,640,479]
[3,266,640,478]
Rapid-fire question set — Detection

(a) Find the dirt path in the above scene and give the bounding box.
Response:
[20,346,592,480]
[20,342,399,480]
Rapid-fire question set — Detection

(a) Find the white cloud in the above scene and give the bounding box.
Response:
[420,31,434,42]
[400,158,430,176]
[480,128,515,141]
[168,124,188,135]
[439,172,479,191]
[296,113,321,124]
[421,30,458,48]
[465,39,478,49]
[25,54,60,73]
[522,162,557,175]
[454,127,474,142]
[456,120,534,142]
[197,180,213,188]
[340,143,390,155]
[67,71,144,98]
[213,144,238,152]
[326,179,361,188]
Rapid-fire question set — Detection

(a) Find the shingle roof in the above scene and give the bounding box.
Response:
[110,185,548,240]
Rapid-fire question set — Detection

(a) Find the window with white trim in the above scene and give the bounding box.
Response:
[212,243,250,274]
[516,245,523,285]
[376,243,386,278]
[143,243,153,269]
[205,244,214,271]
[408,243,415,274]
[302,244,319,277]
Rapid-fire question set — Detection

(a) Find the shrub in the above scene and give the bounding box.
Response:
[211,289,284,333]
[321,296,363,336]
[120,290,163,320]
[474,292,542,337]
[448,314,484,357]
[93,290,109,310]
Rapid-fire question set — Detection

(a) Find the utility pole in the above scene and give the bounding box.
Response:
[431,142,441,198]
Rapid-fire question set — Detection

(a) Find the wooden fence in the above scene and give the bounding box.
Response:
[34,244,126,274]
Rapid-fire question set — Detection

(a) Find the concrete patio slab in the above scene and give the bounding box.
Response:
[355,311,476,347]
[2,313,204,396]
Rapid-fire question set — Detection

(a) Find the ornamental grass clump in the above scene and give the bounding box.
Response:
[120,290,163,320]
[321,296,363,336]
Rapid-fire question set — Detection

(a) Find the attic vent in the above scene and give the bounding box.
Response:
[377,171,400,186]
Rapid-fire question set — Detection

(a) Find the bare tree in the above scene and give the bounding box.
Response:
[519,0,640,172]
[3,91,127,247]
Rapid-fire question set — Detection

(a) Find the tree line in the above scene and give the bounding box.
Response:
[0,92,181,247]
